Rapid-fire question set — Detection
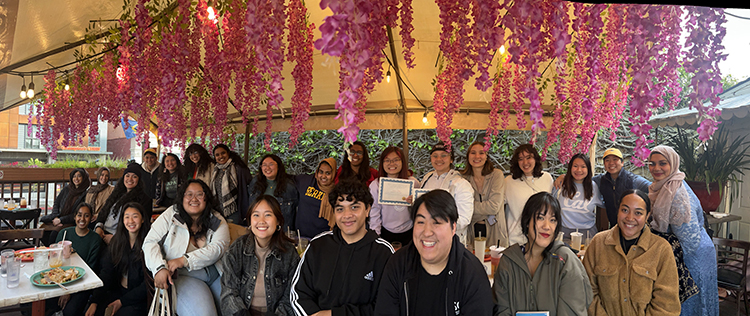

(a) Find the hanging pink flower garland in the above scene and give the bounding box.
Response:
[287,0,315,148]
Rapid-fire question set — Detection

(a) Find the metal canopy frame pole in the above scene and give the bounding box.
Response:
[386,26,409,162]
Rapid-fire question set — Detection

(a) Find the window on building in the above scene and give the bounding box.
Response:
[17,124,42,149]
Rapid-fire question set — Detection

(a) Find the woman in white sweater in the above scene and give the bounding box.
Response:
[504,144,553,246]
[143,179,229,316]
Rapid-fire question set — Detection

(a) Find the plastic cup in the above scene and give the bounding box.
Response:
[489,245,505,278]
[1,249,14,277]
[556,232,564,242]
[49,244,63,268]
[297,237,310,255]
[34,248,49,272]
[59,240,73,259]
[474,237,486,263]
[6,257,20,288]
[570,232,583,251]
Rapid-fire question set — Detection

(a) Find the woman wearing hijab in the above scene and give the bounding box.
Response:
[294,158,337,238]
[41,168,91,242]
[647,145,718,316]
[85,167,115,221]
[211,144,252,225]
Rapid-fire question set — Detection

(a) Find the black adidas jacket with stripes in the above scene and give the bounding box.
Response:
[291,226,394,316]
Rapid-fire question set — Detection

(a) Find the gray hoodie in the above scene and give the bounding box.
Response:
[493,240,593,316]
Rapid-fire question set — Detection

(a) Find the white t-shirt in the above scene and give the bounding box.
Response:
[504,172,554,246]
[553,182,604,229]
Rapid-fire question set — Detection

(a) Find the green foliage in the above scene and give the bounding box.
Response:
[667,125,750,203]
[18,157,129,169]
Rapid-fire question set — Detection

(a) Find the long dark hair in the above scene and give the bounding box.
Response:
[61,168,91,217]
[109,201,150,273]
[97,169,146,223]
[184,143,215,177]
[521,192,562,258]
[252,154,291,197]
[160,153,187,183]
[175,179,221,239]
[213,144,249,170]
[510,144,543,179]
[377,146,409,179]
[461,141,495,177]
[246,195,294,253]
[339,141,371,184]
[561,153,593,200]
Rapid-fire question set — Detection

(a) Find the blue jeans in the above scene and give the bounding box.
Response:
[174,265,222,316]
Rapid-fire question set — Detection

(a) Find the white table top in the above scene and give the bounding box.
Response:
[0,252,103,307]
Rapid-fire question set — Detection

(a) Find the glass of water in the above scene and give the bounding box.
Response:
[6,257,21,288]
[1,249,15,277]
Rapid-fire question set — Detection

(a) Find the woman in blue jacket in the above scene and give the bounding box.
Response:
[247,154,298,232]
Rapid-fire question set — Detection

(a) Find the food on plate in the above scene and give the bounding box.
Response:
[38,267,79,284]
[15,251,33,261]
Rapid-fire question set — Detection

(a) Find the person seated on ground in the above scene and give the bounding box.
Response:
[421,141,474,247]
[295,158,338,238]
[143,179,229,316]
[155,153,187,208]
[221,195,300,316]
[369,146,419,246]
[41,168,91,242]
[86,202,150,316]
[48,203,102,316]
[584,189,680,316]
[85,167,115,223]
[336,141,379,186]
[94,163,153,244]
[211,144,252,224]
[493,192,592,316]
[247,154,299,233]
[140,148,161,200]
[552,153,603,241]
[375,189,494,316]
[291,179,394,316]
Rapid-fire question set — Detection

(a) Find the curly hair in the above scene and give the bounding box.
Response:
[510,144,543,179]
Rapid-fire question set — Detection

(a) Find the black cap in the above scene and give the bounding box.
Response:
[430,141,454,160]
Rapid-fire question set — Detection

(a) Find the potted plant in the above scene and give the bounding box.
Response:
[667,125,750,213]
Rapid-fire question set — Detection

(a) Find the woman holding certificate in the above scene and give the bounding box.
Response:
[369,146,420,246]
[420,141,474,247]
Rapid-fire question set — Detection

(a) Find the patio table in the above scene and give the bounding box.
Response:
[0,252,103,316]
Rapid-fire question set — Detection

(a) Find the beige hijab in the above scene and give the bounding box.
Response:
[648,145,690,232]
[317,158,338,228]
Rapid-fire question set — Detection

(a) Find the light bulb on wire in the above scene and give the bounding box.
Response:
[27,75,35,99]
[422,111,429,124]
[20,76,27,99]
[386,65,391,83]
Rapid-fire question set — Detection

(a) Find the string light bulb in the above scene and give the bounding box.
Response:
[20,76,27,99]
[386,65,391,83]
[27,75,35,99]
[422,110,428,124]
[64,76,70,91]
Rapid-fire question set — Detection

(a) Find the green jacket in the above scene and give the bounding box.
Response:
[493,240,592,316]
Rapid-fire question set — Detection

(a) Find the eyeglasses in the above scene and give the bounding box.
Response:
[349,150,364,156]
[262,163,277,168]
[184,191,206,201]
[383,158,401,164]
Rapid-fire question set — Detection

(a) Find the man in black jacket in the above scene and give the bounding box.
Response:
[291,180,394,316]
[374,189,494,316]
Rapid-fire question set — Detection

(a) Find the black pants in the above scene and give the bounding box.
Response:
[91,285,148,316]
[380,227,413,247]
[45,290,91,316]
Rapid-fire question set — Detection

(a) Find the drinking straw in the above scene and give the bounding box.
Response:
[61,230,67,244]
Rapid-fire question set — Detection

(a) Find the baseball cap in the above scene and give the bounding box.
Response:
[603,148,623,160]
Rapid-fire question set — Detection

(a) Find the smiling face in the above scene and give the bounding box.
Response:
[603,155,623,176]
[517,150,537,177]
[413,204,455,272]
[528,206,557,250]
[122,207,144,235]
[430,150,452,175]
[468,144,487,170]
[261,157,279,181]
[164,155,178,172]
[347,144,365,168]
[144,153,158,169]
[570,158,588,183]
[123,172,139,191]
[648,153,672,181]
[250,200,279,245]
[214,147,229,165]
[98,170,110,185]
[183,183,207,218]
[75,206,93,229]
[72,171,83,187]
[189,150,201,164]
[617,193,649,240]
[316,162,334,186]
[334,195,370,244]
[383,152,403,178]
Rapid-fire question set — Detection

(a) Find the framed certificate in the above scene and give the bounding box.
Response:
[378,178,414,206]
[413,189,431,200]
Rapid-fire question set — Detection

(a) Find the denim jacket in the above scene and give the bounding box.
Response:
[220,234,300,316]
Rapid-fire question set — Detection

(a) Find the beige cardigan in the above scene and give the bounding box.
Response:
[85,185,115,218]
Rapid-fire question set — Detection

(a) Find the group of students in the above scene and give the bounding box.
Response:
[32,140,718,316]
